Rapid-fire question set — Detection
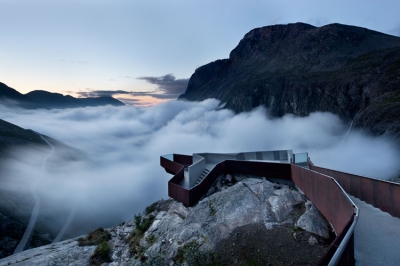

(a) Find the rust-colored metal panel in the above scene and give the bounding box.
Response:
[160,156,183,175]
[168,180,190,206]
[349,172,362,199]
[392,184,400,218]
[360,177,375,207]
[161,155,190,205]
[224,160,292,180]
[317,220,355,266]
[291,165,354,235]
[376,182,392,214]
[169,167,184,185]
[189,163,225,206]
[310,163,400,219]
[339,232,355,266]
[162,157,356,265]
[291,165,355,266]
[339,171,351,196]
[173,154,193,166]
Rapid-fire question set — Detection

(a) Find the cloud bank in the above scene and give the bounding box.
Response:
[77,74,189,101]
[0,100,399,238]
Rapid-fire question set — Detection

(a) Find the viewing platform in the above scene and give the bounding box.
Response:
[160,149,400,265]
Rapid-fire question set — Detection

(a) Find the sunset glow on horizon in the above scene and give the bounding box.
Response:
[1,0,399,106]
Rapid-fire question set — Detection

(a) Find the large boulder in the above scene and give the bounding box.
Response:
[0,179,332,266]
[295,201,332,239]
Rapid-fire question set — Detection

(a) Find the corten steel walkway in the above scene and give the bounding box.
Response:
[161,152,400,265]
[161,153,358,265]
[308,162,400,265]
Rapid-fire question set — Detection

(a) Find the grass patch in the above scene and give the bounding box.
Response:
[90,241,111,266]
[126,214,156,258]
[208,200,217,216]
[143,251,165,265]
[145,201,158,215]
[146,234,157,245]
[293,225,304,232]
[173,240,223,266]
[78,227,111,246]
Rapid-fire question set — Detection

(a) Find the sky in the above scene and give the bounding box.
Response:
[1,0,400,106]
[1,100,399,236]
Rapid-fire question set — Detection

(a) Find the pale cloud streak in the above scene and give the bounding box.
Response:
[75,74,189,104]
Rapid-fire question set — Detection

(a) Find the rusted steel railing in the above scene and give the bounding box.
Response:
[161,155,358,265]
[189,163,225,206]
[308,160,400,219]
[161,155,188,203]
[173,154,193,166]
[291,165,354,235]
[291,165,358,266]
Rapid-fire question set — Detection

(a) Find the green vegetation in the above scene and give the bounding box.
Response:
[173,240,223,266]
[146,234,157,245]
[78,227,111,246]
[135,214,155,233]
[293,225,304,232]
[208,200,217,216]
[90,241,111,266]
[143,251,165,265]
[201,235,208,244]
[145,201,158,215]
[126,214,156,259]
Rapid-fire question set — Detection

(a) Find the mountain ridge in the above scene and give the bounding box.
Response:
[0,82,124,109]
[180,23,400,145]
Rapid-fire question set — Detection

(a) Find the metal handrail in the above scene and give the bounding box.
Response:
[327,176,359,266]
[161,154,357,265]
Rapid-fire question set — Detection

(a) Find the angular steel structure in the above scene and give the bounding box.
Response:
[160,151,370,265]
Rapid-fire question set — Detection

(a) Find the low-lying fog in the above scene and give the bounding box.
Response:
[1,99,399,237]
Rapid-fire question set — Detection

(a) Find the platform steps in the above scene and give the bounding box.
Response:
[195,168,210,186]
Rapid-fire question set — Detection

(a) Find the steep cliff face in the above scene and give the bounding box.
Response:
[180,23,400,143]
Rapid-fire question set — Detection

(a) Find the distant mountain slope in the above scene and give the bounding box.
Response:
[0,119,46,158]
[0,83,35,108]
[0,83,124,109]
[0,118,84,258]
[180,23,400,145]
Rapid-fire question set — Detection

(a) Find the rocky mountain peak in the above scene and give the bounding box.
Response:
[180,23,400,145]
[242,22,316,42]
[229,23,400,71]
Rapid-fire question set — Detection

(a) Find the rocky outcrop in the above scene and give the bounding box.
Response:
[0,237,95,266]
[0,178,333,265]
[179,23,400,145]
[295,201,332,239]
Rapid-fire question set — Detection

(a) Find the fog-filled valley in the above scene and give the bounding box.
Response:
[1,99,399,244]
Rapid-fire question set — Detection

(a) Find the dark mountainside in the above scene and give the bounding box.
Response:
[180,23,400,145]
[0,119,46,158]
[0,119,83,259]
[0,82,124,109]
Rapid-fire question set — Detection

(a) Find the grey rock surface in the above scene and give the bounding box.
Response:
[295,201,331,239]
[0,179,331,265]
[0,238,95,266]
